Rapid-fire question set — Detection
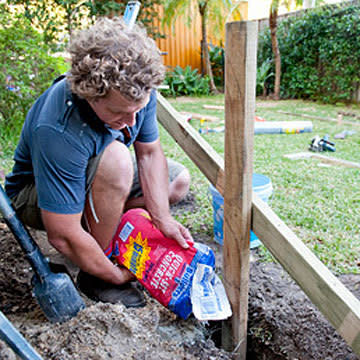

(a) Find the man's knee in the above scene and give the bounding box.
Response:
[94,141,133,194]
[169,168,191,204]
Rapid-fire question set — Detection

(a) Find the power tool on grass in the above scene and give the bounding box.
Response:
[309,135,336,152]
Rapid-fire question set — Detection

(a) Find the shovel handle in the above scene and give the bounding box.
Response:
[123,1,141,29]
[0,185,51,281]
[0,311,43,360]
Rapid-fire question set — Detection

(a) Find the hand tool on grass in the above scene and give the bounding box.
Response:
[0,185,85,323]
[334,130,356,139]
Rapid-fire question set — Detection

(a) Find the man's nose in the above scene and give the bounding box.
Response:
[124,112,136,127]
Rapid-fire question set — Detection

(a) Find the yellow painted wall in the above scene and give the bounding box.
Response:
[153,2,248,71]
[153,5,201,70]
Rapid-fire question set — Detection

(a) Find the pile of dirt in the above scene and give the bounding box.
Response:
[1,300,232,360]
[0,195,359,359]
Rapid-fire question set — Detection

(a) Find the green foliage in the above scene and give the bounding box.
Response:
[7,0,88,46]
[256,58,274,96]
[163,66,210,97]
[6,0,164,48]
[0,8,68,152]
[136,0,166,40]
[258,3,360,103]
[209,44,224,88]
[84,0,165,40]
[161,0,241,41]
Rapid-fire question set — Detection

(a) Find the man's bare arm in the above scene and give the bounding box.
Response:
[134,139,193,248]
[41,210,133,284]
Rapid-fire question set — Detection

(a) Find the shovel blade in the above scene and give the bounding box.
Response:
[32,272,85,323]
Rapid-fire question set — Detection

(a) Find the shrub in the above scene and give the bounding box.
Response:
[256,58,274,96]
[6,0,165,48]
[163,66,210,97]
[257,3,360,103]
[0,8,68,152]
[209,44,224,88]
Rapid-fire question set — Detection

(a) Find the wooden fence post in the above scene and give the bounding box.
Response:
[222,21,258,358]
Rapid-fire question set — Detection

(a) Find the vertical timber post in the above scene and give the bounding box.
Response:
[222,21,258,359]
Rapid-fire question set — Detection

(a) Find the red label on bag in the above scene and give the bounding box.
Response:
[113,209,198,309]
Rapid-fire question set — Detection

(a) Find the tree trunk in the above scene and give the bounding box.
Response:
[269,7,281,100]
[199,3,218,94]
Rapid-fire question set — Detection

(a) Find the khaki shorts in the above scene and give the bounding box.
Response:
[11,154,185,230]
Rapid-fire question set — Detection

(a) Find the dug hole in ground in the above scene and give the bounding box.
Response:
[0,192,359,360]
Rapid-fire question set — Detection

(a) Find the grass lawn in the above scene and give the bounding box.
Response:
[0,94,359,275]
[160,94,360,275]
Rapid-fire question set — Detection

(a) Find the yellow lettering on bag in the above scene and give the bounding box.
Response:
[122,232,151,279]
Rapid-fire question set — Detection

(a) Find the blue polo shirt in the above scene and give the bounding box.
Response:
[5,76,159,214]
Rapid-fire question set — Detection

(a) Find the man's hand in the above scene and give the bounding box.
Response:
[42,210,135,285]
[153,215,194,249]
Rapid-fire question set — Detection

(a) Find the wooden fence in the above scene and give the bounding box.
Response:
[156,19,360,360]
[152,2,248,71]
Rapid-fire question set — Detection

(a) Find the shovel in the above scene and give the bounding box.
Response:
[0,185,85,323]
[0,311,43,360]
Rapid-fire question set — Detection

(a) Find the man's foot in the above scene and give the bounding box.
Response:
[76,270,146,308]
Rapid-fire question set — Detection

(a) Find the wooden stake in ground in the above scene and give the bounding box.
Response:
[203,104,225,110]
[284,152,360,169]
[277,110,360,127]
[222,21,258,359]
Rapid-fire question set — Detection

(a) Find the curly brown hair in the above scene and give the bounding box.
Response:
[67,17,165,102]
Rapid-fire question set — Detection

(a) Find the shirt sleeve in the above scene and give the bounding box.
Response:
[135,90,159,143]
[32,125,89,214]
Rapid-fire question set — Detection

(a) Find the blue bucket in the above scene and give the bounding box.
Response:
[208,174,273,248]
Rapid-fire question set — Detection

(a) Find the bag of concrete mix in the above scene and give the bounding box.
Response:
[112,208,231,320]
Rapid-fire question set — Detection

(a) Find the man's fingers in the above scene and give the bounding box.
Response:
[157,218,192,249]
[177,235,189,249]
[117,265,136,283]
[181,226,194,244]
[174,226,189,249]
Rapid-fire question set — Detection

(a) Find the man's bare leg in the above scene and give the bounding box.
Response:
[77,141,146,307]
[125,168,191,209]
[84,141,133,250]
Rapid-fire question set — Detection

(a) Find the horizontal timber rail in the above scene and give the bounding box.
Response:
[157,92,360,355]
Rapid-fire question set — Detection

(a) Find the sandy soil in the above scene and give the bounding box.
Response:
[0,194,359,360]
